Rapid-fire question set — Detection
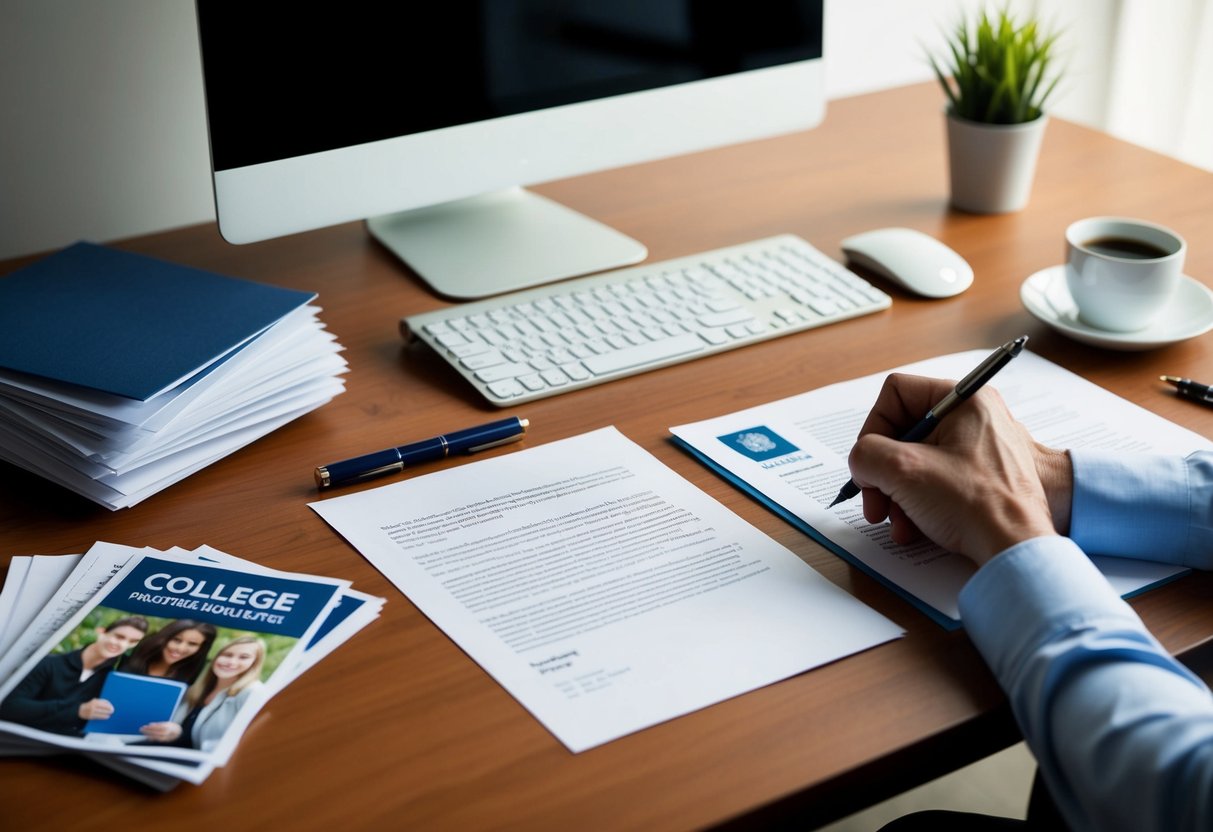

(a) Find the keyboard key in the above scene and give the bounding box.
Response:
[474,362,531,383]
[487,379,525,399]
[448,341,490,358]
[582,333,706,375]
[698,308,755,328]
[540,368,569,386]
[561,362,591,381]
[435,331,470,349]
[460,350,506,370]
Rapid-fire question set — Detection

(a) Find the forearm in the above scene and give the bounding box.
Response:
[0,694,83,732]
[960,538,1213,832]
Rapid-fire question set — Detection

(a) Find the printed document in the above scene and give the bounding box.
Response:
[311,426,902,752]
[670,349,1210,627]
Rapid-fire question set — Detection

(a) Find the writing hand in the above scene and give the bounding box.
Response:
[846,373,1069,565]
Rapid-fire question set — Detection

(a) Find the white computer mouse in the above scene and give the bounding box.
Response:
[840,227,973,298]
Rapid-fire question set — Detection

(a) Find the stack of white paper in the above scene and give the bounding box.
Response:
[0,542,384,789]
[0,243,347,509]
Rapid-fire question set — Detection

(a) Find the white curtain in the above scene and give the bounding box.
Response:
[1098,0,1213,171]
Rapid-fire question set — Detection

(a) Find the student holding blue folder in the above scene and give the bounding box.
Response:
[845,373,1213,832]
[140,636,266,752]
[0,616,149,735]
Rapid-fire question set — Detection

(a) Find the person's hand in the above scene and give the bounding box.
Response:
[139,721,182,743]
[77,698,113,721]
[846,373,1072,566]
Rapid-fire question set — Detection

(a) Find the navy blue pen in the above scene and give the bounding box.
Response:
[315,416,529,488]
[828,336,1028,507]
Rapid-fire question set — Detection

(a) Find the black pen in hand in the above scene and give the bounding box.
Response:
[315,417,529,488]
[828,336,1029,507]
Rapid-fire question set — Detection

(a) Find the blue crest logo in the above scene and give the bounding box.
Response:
[718,426,800,461]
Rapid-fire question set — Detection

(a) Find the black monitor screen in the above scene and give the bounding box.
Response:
[197,1,824,171]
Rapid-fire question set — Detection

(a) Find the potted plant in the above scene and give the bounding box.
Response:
[928,7,1062,213]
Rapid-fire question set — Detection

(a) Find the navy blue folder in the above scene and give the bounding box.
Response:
[0,242,316,400]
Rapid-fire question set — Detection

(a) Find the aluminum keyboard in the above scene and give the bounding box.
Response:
[401,234,891,406]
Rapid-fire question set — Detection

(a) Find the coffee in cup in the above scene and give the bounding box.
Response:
[1064,217,1185,332]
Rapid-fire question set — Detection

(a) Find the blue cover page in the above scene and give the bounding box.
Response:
[0,242,316,400]
[84,671,188,735]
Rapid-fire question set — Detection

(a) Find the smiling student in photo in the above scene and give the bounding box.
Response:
[139,636,266,752]
[0,616,149,735]
[119,618,217,685]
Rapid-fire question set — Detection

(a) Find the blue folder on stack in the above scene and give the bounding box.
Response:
[0,242,348,508]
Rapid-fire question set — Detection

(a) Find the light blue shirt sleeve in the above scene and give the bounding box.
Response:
[1070,450,1213,568]
[960,537,1213,832]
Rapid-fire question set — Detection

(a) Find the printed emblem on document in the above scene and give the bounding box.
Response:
[718,426,800,461]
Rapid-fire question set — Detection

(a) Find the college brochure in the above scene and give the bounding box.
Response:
[0,542,384,787]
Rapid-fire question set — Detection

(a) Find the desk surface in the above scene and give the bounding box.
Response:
[4,82,1213,830]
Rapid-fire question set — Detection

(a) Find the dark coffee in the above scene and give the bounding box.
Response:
[1082,236,1169,260]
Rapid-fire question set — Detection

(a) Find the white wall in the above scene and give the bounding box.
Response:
[825,0,1119,127]
[1,1,213,260]
[0,1,1203,261]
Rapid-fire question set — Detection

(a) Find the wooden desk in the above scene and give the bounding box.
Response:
[4,82,1213,830]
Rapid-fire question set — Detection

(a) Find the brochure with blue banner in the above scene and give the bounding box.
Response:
[0,545,362,782]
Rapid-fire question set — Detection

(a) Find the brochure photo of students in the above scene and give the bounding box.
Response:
[0,611,150,735]
[0,547,354,784]
[0,606,295,748]
[140,635,267,752]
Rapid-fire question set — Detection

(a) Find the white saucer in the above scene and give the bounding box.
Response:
[1020,266,1213,351]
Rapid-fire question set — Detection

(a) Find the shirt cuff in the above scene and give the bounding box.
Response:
[958,536,1141,679]
[1069,451,1192,563]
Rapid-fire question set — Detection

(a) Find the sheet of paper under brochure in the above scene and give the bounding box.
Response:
[669,349,1209,628]
[311,426,903,753]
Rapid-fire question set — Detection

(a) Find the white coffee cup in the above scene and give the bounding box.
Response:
[1064,216,1186,332]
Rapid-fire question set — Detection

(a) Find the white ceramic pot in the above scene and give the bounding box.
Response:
[946,113,1048,213]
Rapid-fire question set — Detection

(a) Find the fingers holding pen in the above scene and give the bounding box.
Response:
[849,381,1059,563]
[857,373,956,441]
[850,431,932,544]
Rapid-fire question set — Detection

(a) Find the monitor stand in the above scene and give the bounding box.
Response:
[366,187,648,300]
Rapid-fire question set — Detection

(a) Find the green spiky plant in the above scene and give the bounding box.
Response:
[928,7,1061,124]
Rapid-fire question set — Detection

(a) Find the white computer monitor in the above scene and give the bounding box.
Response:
[195,2,825,299]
